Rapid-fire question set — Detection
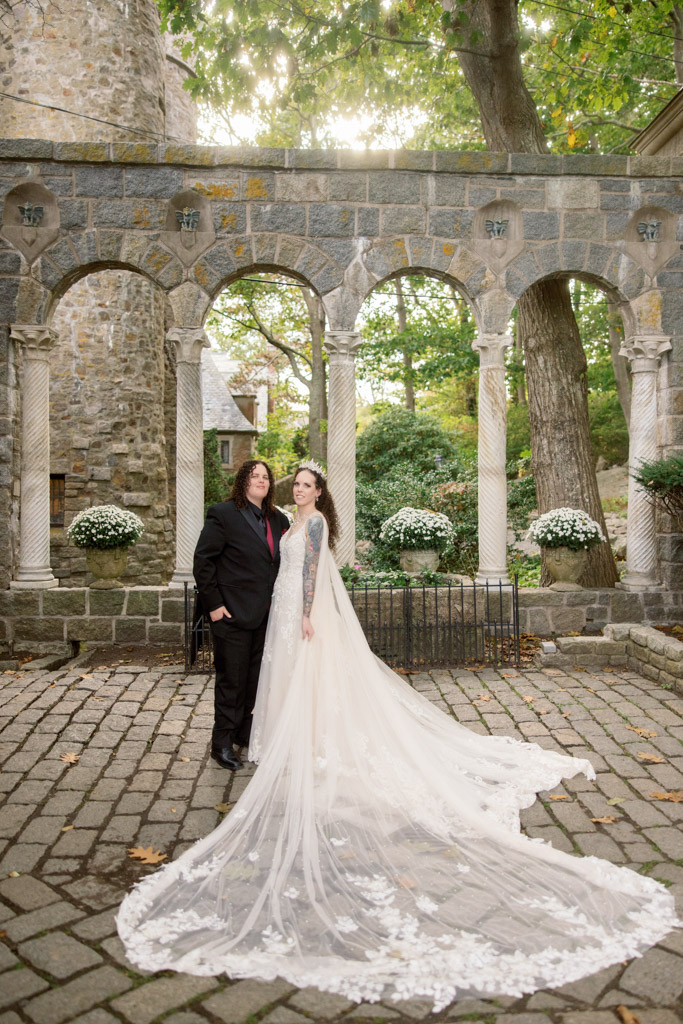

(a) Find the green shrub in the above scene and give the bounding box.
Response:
[356,407,457,483]
[588,391,629,467]
[203,429,232,512]
[508,474,537,539]
[506,404,531,462]
[632,454,683,521]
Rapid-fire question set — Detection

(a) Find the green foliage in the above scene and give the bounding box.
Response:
[506,405,531,463]
[356,407,457,483]
[588,392,629,467]
[508,474,538,540]
[632,455,683,521]
[340,566,453,588]
[255,409,300,480]
[508,553,542,588]
[203,429,232,511]
[356,471,433,542]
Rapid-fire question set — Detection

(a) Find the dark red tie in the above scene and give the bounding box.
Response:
[265,516,274,558]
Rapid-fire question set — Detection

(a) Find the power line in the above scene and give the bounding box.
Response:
[0,91,192,143]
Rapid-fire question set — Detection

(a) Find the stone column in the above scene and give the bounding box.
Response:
[167,328,210,588]
[619,334,671,591]
[324,330,362,566]
[10,325,59,589]
[473,333,512,585]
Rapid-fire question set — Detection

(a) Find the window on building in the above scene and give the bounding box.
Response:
[50,475,65,527]
[220,439,231,466]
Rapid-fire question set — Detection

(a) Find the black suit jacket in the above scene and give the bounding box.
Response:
[193,499,290,632]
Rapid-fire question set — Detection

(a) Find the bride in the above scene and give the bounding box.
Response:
[118,461,680,1010]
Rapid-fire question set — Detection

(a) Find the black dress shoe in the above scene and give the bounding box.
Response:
[210,746,243,771]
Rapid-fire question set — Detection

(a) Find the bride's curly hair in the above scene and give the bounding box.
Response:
[295,466,339,550]
[230,459,276,515]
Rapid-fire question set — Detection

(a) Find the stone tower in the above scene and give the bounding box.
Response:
[0,0,197,586]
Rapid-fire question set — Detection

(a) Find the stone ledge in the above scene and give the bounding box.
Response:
[0,139,676,177]
[536,623,683,694]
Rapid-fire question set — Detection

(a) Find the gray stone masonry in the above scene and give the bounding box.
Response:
[537,623,683,695]
[0,139,682,592]
[0,658,682,1023]
[1,583,682,656]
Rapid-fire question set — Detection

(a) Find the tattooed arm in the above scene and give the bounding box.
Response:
[302,514,324,640]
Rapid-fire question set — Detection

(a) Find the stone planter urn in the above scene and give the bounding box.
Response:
[400,549,440,573]
[86,547,128,589]
[544,546,587,591]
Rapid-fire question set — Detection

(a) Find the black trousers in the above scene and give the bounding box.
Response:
[211,616,268,749]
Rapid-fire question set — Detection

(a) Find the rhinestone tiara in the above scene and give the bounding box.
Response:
[298,459,326,480]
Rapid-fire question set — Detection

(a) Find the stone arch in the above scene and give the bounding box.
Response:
[47,263,176,586]
[195,238,336,308]
[43,256,171,323]
[503,242,646,305]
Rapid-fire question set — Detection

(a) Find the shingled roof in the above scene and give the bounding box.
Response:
[201,348,257,433]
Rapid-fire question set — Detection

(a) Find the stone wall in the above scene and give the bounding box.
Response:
[517,586,683,636]
[49,270,175,585]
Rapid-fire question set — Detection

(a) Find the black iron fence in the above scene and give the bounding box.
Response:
[184,577,520,673]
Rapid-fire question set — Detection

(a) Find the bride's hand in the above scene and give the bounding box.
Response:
[302,615,314,641]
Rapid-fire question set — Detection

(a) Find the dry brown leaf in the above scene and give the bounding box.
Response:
[591,815,620,824]
[626,725,658,738]
[555,688,569,692]
[522,695,536,703]
[61,825,74,832]
[180,757,190,762]
[607,797,626,806]
[650,790,683,803]
[572,666,586,672]
[214,803,234,814]
[170,696,184,702]
[80,673,93,679]
[8,871,20,877]
[60,752,80,765]
[477,694,492,702]
[562,711,572,718]
[395,876,417,889]
[616,1006,641,1024]
[549,795,570,801]
[637,752,665,764]
[586,687,595,693]
[127,845,167,865]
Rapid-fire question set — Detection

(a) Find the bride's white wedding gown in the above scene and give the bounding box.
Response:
[118,518,680,1010]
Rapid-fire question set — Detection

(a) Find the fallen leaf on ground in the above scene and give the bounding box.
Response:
[591,815,620,824]
[650,791,683,803]
[586,687,595,693]
[562,711,572,717]
[8,871,20,877]
[522,695,536,703]
[61,825,74,831]
[180,757,190,762]
[549,795,570,801]
[171,696,184,702]
[607,797,626,806]
[555,688,569,692]
[214,803,234,814]
[602,666,616,672]
[128,845,167,865]
[395,667,418,675]
[500,671,518,677]
[60,752,80,765]
[626,725,658,738]
[79,673,93,679]
[616,1006,641,1024]
[477,694,492,702]
[637,752,665,764]
[395,876,416,889]
[572,666,586,672]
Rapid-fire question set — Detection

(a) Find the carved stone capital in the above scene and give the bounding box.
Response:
[166,327,210,364]
[473,333,513,367]
[10,324,58,362]
[619,334,671,372]
[324,330,362,362]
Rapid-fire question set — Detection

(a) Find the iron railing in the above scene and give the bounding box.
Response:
[184,577,520,673]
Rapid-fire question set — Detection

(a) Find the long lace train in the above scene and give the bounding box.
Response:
[117,521,680,1010]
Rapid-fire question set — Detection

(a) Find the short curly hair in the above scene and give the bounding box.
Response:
[230,459,276,515]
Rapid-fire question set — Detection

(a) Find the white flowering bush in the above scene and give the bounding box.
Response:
[379,507,453,551]
[528,507,605,552]
[67,505,144,550]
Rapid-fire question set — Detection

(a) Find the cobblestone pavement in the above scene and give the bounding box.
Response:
[1,660,682,1024]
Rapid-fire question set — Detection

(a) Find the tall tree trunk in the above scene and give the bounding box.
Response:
[303,288,326,461]
[607,299,631,433]
[520,280,617,587]
[441,0,616,585]
[395,279,415,411]
[515,332,526,406]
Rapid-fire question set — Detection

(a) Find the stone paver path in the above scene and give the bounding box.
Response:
[0,660,682,1024]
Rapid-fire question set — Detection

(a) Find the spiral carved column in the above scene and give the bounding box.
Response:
[619,334,671,591]
[324,331,362,566]
[474,334,511,585]
[10,325,59,589]
[167,328,210,587]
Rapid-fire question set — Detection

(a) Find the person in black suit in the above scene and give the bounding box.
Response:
[193,459,290,771]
